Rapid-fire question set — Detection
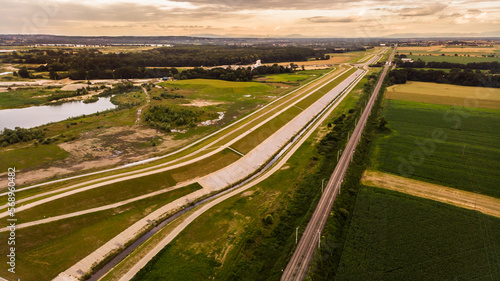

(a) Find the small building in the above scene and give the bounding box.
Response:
[401,58,413,62]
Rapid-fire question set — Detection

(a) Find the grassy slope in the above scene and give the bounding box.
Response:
[373,99,500,198]
[18,149,239,221]
[336,186,500,281]
[0,183,202,281]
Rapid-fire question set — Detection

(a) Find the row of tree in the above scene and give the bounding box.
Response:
[388,68,500,88]
[6,45,323,70]
[395,59,500,73]
[0,127,45,147]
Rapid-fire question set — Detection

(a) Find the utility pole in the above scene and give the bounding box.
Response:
[318,230,321,249]
[296,227,298,244]
[321,178,325,193]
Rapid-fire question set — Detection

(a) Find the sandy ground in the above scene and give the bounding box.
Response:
[362,170,500,218]
[183,99,226,107]
[60,83,89,91]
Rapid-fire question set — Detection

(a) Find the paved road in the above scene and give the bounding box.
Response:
[281,46,396,281]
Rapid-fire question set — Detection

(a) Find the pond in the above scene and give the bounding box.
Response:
[0,97,117,130]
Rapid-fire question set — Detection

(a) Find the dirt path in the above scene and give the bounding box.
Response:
[135,87,151,125]
[362,170,500,219]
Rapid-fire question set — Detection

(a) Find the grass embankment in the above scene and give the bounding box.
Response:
[17,149,239,221]
[373,99,500,198]
[334,186,500,280]
[0,183,202,281]
[386,81,500,109]
[129,70,374,281]
[231,68,357,154]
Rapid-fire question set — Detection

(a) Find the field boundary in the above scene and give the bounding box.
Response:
[362,170,500,218]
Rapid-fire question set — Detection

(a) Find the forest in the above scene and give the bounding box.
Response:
[3,45,327,79]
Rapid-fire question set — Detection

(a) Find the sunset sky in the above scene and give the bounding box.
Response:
[1,0,499,37]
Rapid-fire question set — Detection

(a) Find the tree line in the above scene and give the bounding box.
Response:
[388,68,500,88]
[395,58,500,74]
[5,45,327,79]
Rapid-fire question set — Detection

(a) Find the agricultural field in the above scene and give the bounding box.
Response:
[335,186,500,281]
[386,81,500,109]
[372,99,500,198]
[407,54,500,63]
[397,45,499,56]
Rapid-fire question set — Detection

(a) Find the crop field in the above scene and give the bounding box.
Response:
[407,54,500,63]
[386,81,500,109]
[372,99,500,198]
[336,186,500,281]
[397,45,499,56]
[0,183,202,281]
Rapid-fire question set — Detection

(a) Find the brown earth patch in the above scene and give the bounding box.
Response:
[362,170,500,218]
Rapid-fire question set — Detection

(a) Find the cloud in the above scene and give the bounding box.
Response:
[438,9,488,24]
[303,16,358,23]
[396,3,447,17]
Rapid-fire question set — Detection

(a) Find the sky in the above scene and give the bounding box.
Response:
[0,0,499,37]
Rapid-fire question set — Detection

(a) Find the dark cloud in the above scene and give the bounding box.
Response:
[303,16,358,23]
[396,3,447,16]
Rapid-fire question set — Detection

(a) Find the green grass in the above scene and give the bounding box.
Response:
[373,99,500,198]
[335,186,500,281]
[0,183,202,281]
[17,149,239,221]
[408,54,500,63]
[260,73,310,82]
[0,88,57,109]
[230,68,357,154]
[0,144,69,171]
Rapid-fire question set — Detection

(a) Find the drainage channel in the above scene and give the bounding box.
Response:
[87,68,365,281]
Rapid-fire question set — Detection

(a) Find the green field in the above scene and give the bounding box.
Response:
[373,99,500,198]
[336,186,500,281]
[0,183,202,281]
[0,87,59,109]
[0,144,68,171]
[408,54,500,63]
[386,81,500,109]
